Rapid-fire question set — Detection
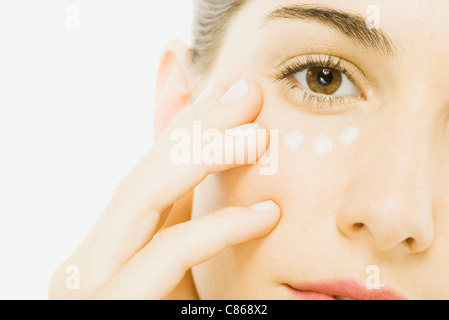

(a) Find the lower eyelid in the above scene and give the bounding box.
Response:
[280,80,362,114]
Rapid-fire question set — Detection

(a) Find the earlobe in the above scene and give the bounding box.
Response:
[154,39,193,138]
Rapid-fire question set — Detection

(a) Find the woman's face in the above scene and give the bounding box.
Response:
[191,0,449,299]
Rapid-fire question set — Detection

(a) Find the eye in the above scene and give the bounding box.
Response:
[291,67,360,97]
[275,55,366,113]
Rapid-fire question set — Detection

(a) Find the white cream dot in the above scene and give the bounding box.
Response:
[313,134,333,155]
[283,131,305,151]
[339,126,360,146]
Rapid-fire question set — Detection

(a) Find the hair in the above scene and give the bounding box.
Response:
[191,0,247,73]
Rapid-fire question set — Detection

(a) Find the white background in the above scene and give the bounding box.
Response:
[0,0,193,299]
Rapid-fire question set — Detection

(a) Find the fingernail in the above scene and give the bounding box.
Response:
[220,78,249,104]
[194,83,215,105]
[250,200,277,211]
[228,123,259,137]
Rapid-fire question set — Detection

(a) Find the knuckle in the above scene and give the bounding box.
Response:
[151,226,178,250]
[110,172,138,204]
[150,223,192,269]
[117,172,134,190]
[116,175,133,196]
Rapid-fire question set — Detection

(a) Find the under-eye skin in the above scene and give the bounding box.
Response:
[275,54,366,113]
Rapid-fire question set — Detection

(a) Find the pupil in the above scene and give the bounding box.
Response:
[317,69,333,86]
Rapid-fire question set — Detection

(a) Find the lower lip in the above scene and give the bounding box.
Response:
[285,279,405,300]
[288,288,336,300]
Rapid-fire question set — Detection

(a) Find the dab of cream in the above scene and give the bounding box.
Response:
[314,134,333,155]
[339,126,360,146]
[283,131,305,151]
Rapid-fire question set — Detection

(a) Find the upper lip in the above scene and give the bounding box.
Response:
[286,277,406,300]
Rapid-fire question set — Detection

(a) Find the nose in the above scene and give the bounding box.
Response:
[336,121,435,254]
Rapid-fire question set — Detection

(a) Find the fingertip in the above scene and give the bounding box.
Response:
[237,78,264,124]
[219,78,250,105]
[193,83,229,106]
[250,200,279,212]
[219,78,263,114]
[246,78,263,102]
[249,200,282,224]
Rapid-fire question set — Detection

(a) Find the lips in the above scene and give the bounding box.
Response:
[286,277,406,300]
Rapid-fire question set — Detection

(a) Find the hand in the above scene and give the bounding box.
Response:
[49,79,281,300]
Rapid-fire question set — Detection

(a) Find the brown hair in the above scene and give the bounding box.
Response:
[191,0,247,73]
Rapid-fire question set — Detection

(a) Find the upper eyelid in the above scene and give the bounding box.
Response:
[276,53,368,78]
[277,54,351,78]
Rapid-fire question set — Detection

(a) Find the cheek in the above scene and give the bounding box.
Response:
[193,125,360,214]
[191,128,357,298]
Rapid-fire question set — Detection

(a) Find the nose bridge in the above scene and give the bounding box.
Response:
[337,110,434,252]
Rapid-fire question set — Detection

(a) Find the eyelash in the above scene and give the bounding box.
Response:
[275,55,361,111]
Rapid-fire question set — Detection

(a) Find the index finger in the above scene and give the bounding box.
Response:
[93,201,281,300]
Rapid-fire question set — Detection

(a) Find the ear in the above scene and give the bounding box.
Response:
[154,39,193,138]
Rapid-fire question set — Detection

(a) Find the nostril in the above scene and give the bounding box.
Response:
[352,223,365,230]
[405,237,415,247]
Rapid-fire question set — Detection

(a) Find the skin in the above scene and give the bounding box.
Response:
[50,0,449,300]
[191,0,449,299]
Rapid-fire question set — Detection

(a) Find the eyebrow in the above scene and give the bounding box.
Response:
[263,4,397,56]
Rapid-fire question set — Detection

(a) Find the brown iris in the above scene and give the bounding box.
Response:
[306,67,342,95]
